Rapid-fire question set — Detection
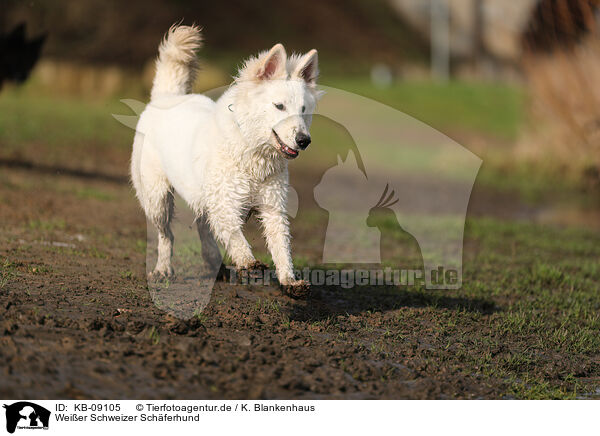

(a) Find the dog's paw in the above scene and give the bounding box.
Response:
[236,260,269,275]
[280,279,311,299]
[147,267,175,282]
[235,260,270,284]
[245,260,269,271]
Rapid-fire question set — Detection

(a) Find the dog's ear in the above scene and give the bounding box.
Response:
[257,43,287,80]
[293,49,319,87]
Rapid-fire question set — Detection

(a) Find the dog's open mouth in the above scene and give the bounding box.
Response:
[272,130,299,159]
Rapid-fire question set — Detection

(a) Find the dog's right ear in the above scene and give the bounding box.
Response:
[257,43,287,80]
[292,49,319,88]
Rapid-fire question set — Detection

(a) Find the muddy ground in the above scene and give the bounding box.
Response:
[1,145,600,399]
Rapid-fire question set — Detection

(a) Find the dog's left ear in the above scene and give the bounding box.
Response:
[293,49,319,87]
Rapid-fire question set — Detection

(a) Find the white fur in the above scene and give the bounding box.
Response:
[131,25,321,286]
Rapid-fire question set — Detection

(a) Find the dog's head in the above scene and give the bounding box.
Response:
[233,44,322,160]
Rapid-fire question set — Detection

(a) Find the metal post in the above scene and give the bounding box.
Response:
[431,0,450,81]
[472,0,484,69]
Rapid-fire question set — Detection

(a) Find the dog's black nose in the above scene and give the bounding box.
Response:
[295,133,311,150]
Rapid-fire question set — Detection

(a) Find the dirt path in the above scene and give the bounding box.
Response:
[1,157,599,399]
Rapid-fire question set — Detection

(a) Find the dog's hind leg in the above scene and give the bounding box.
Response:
[135,143,176,280]
[148,187,175,280]
[196,215,222,276]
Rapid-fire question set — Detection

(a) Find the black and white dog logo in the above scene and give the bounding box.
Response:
[3,402,50,434]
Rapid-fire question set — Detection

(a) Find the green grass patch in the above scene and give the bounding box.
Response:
[321,78,524,141]
[27,218,67,231]
[0,258,16,290]
[0,88,132,152]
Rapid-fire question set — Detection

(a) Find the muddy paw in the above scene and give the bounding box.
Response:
[147,268,175,282]
[281,280,311,299]
[236,260,269,275]
[235,260,270,284]
[245,260,269,271]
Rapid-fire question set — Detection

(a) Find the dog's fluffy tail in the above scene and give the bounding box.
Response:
[151,24,202,100]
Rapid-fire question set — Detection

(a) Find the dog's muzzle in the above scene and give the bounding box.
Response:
[272,130,299,159]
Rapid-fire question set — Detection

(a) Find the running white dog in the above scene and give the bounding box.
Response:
[131,25,320,296]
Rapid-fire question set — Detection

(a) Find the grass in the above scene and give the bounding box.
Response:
[0,78,522,152]
[27,218,67,231]
[459,218,600,397]
[0,258,16,290]
[296,213,599,398]
[147,326,161,345]
[120,270,135,281]
[0,77,551,201]
[0,86,131,153]
[321,78,524,141]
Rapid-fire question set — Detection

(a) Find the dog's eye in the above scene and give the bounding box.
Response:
[302,105,305,113]
[274,103,285,111]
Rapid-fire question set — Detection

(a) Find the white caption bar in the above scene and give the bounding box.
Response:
[0,400,596,435]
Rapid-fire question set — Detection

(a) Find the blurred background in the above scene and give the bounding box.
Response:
[1,0,599,225]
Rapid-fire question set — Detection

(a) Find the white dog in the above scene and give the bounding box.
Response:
[131,25,320,297]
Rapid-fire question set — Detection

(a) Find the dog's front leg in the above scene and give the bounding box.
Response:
[258,204,294,283]
[258,203,310,298]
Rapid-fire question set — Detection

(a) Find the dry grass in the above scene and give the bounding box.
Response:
[518,36,600,187]
[28,58,230,99]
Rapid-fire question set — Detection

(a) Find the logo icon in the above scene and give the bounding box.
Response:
[3,402,50,434]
